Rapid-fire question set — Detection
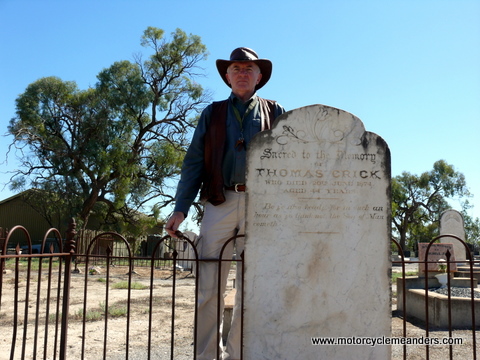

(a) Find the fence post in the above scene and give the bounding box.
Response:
[59,218,77,359]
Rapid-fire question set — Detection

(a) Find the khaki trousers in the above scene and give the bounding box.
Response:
[196,191,245,360]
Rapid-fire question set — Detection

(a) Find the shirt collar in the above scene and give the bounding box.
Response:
[229,92,258,105]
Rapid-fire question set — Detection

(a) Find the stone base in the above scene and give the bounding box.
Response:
[455,266,480,283]
[405,289,480,328]
[222,289,236,344]
[397,276,479,328]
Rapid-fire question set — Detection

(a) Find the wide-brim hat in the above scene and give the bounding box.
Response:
[216,47,272,91]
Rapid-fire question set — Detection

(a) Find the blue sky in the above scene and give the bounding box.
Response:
[1,0,479,226]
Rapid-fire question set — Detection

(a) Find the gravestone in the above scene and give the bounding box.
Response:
[440,209,466,263]
[244,105,391,359]
[417,242,457,276]
[176,231,197,271]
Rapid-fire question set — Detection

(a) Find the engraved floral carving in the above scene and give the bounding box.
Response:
[275,106,365,147]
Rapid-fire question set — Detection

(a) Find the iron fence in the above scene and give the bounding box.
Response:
[392,235,479,360]
[0,220,241,360]
[1,221,479,359]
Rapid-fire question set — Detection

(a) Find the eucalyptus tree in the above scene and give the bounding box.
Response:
[7,27,210,231]
[391,160,471,251]
[462,205,480,249]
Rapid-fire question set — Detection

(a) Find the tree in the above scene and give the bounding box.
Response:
[462,206,480,250]
[392,160,471,251]
[7,27,210,232]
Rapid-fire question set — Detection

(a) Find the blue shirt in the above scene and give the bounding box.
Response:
[173,92,285,215]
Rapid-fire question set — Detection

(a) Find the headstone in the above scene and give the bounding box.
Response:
[244,105,391,359]
[417,243,457,276]
[440,209,466,262]
[178,231,198,272]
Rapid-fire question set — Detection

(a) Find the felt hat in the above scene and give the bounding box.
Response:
[216,47,272,90]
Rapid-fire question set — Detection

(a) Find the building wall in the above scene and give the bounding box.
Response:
[0,196,57,248]
[0,191,165,253]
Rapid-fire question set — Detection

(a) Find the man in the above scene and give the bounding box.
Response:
[166,47,285,360]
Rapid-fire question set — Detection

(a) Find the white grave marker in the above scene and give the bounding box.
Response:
[244,105,391,359]
[440,209,466,262]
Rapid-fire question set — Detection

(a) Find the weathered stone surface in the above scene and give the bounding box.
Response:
[440,209,467,262]
[244,105,391,359]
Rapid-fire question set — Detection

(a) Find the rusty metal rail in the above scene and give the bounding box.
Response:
[392,235,479,360]
[1,222,479,359]
[0,223,242,359]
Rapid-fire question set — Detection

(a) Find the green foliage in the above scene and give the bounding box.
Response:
[73,308,103,322]
[73,302,127,321]
[392,160,473,251]
[112,280,148,290]
[391,271,418,284]
[462,208,480,247]
[4,258,61,272]
[7,27,210,231]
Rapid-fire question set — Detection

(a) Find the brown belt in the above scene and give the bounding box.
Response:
[225,184,246,192]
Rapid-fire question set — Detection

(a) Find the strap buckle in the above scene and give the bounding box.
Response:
[235,184,244,192]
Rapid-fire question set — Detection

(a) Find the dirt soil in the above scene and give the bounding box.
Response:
[0,264,478,360]
[391,305,478,359]
[1,265,200,360]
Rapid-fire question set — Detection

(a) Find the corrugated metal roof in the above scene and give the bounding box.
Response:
[0,191,23,205]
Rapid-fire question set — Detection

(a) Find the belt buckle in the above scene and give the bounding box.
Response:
[234,183,243,192]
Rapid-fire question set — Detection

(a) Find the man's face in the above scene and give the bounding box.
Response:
[226,62,262,99]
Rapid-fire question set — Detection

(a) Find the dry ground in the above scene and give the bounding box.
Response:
[0,263,478,359]
[391,304,479,359]
[0,265,200,360]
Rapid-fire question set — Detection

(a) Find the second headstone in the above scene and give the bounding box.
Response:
[440,209,467,263]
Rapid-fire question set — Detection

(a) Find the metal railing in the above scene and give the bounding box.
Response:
[0,220,242,359]
[1,221,478,359]
[392,235,479,360]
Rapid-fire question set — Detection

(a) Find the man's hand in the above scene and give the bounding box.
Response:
[165,211,185,238]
